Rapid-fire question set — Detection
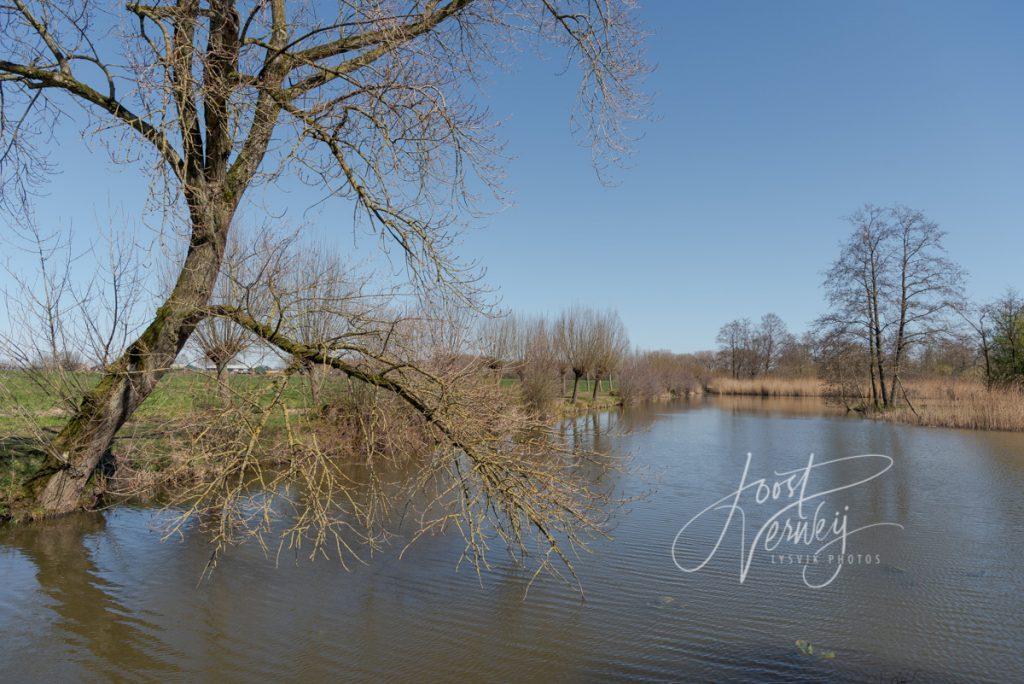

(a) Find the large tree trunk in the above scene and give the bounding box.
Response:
[981,337,992,390]
[591,373,601,400]
[871,297,888,409]
[867,326,879,409]
[570,372,581,403]
[875,351,888,408]
[30,209,231,515]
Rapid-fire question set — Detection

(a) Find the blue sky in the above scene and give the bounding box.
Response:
[4,1,1023,352]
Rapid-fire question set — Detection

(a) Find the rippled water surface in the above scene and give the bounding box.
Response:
[2,399,1023,682]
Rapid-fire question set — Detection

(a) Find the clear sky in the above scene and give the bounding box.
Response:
[3,1,1023,352]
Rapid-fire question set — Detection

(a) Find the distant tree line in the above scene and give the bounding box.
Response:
[475,305,718,411]
[714,313,816,380]
[477,306,631,410]
[710,204,1024,409]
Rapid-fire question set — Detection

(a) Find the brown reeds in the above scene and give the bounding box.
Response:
[704,376,1024,431]
[704,377,828,398]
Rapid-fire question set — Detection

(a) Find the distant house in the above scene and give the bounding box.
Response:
[181,361,250,374]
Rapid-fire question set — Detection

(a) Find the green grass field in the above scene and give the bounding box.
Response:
[2,369,621,436]
[498,376,615,395]
[0,369,333,516]
[1,370,320,421]
[1,368,623,517]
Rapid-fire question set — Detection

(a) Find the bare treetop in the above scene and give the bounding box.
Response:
[817,203,964,409]
[2,0,648,285]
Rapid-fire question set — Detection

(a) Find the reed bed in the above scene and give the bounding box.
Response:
[704,377,828,397]
[886,381,1024,432]
[705,376,1024,432]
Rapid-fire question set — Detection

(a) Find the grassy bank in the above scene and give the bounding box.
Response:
[704,375,1024,432]
[1,370,626,438]
[1,370,324,519]
[0,370,318,431]
[1,369,630,518]
[553,393,622,418]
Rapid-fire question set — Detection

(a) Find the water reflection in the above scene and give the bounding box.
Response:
[1,514,182,680]
[1,400,1022,681]
[704,394,848,419]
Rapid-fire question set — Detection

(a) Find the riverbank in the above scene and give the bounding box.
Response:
[1,370,632,521]
[704,376,1024,432]
[553,394,623,418]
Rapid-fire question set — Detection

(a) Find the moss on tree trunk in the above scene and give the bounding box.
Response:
[27,211,230,516]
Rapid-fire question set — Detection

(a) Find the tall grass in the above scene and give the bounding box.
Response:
[705,375,1024,432]
[886,380,1024,432]
[704,376,827,397]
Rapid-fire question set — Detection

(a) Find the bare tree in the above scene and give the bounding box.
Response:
[818,205,892,408]
[910,332,975,379]
[615,352,657,404]
[1,224,79,408]
[518,316,559,413]
[617,349,703,403]
[956,302,995,388]
[589,309,629,399]
[885,205,964,400]
[775,331,816,377]
[716,318,754,379]
[818,204,964,409]
[78,228,152,370]
[192,233,253,399]
[753,312,789,375]
[279,242,370,406]
[476,313,522,382]
[815,331,867,411]
[176,250,629,581]
[1,221,153,410]
[1,0,647,514]
[987,289,1024,384]
[555,305,599,403]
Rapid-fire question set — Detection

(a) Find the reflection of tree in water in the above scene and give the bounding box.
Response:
[613,401,676,434]
[3,513,181,678]
[554,408,644,519]
[707,395,844,420]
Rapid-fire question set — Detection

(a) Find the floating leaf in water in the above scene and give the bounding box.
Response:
[796,639,836,661]
[652,596,679,610]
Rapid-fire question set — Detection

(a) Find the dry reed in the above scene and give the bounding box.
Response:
[705,376,1024,432]
[885,381,1024,432]
[704,377,828,398]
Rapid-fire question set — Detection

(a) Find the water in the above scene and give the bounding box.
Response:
[2,399,1023,682]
